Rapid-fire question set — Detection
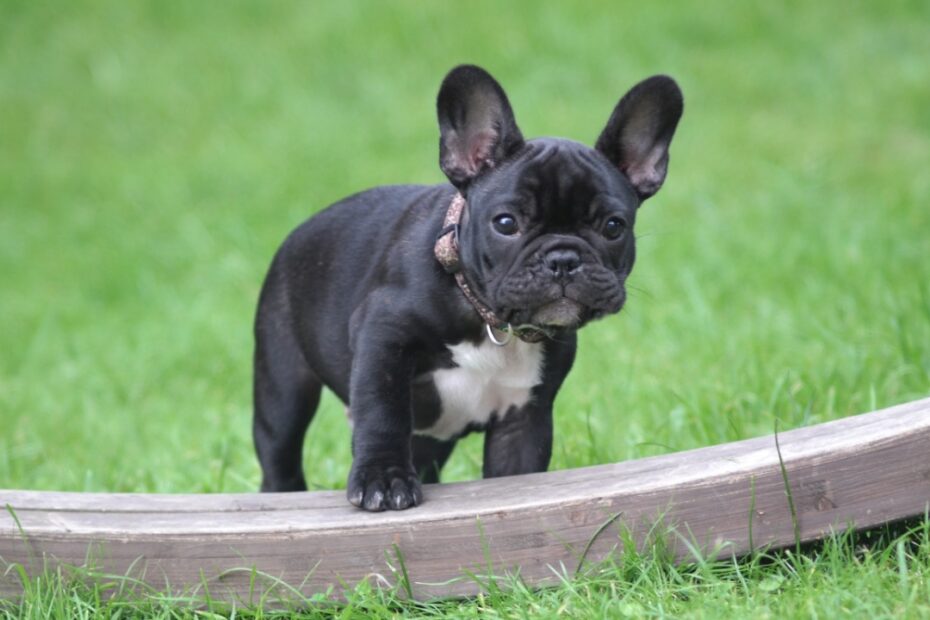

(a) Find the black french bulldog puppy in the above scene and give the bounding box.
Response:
[253,65,683,511]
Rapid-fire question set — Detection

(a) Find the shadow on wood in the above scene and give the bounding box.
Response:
[2,398,929,603]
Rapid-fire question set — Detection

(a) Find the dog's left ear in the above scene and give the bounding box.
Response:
[437,65,525,188]
[595,75,684,201]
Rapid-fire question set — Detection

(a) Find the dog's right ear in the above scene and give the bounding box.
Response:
[437,65,525,188]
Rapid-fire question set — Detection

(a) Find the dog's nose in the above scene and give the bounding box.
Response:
[545,249,581,276]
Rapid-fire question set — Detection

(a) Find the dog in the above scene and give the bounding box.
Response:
[253,65,683,511]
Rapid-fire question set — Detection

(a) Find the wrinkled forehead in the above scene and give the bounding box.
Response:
[472,138,639,210]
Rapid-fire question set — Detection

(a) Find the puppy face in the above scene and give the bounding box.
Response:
[437,65,683,332]
[460,138,639,330]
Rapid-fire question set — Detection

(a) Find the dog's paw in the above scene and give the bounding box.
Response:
[347,463,423,511]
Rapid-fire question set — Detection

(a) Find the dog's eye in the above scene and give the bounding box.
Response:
[602,217,627,240]
[492,214,519,236]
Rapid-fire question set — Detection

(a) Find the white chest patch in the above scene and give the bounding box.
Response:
[416,338,544,441]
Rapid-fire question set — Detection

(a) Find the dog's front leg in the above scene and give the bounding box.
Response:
[482,401,554,478]
[346,324,422,511]
[482,335,576,479]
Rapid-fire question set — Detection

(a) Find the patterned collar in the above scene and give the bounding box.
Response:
[434,193,547,344]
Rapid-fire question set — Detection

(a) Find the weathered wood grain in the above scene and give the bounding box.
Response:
[2,397,929,603]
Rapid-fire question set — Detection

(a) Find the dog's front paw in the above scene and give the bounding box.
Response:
[347,462,423,511]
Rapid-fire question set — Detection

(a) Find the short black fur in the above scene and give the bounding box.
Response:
[253,65,683,511]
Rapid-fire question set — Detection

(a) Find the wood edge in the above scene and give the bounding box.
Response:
[1,396,928,603]
[1,396,928,528]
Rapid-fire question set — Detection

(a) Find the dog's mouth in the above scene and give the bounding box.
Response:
[494,261,627,332]
[501,285,624,333]
[528,298,585,328]
[503,298,589,333]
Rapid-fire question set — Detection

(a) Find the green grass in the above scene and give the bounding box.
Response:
[1,0,929,616]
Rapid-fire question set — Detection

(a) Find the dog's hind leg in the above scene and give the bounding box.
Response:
[253,329,321,492]
[252,276,322,492]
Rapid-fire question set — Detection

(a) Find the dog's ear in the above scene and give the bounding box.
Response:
[595,75,683,201]
[437,65,525,188]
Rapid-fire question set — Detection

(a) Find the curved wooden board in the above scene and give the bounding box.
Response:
[2,397,929,603]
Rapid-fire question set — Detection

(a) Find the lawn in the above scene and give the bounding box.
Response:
[1,0,929,617]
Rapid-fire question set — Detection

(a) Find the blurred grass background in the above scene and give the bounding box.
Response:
[1,0,928,500]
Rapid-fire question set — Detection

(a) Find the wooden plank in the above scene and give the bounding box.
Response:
[2,397,929,603]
